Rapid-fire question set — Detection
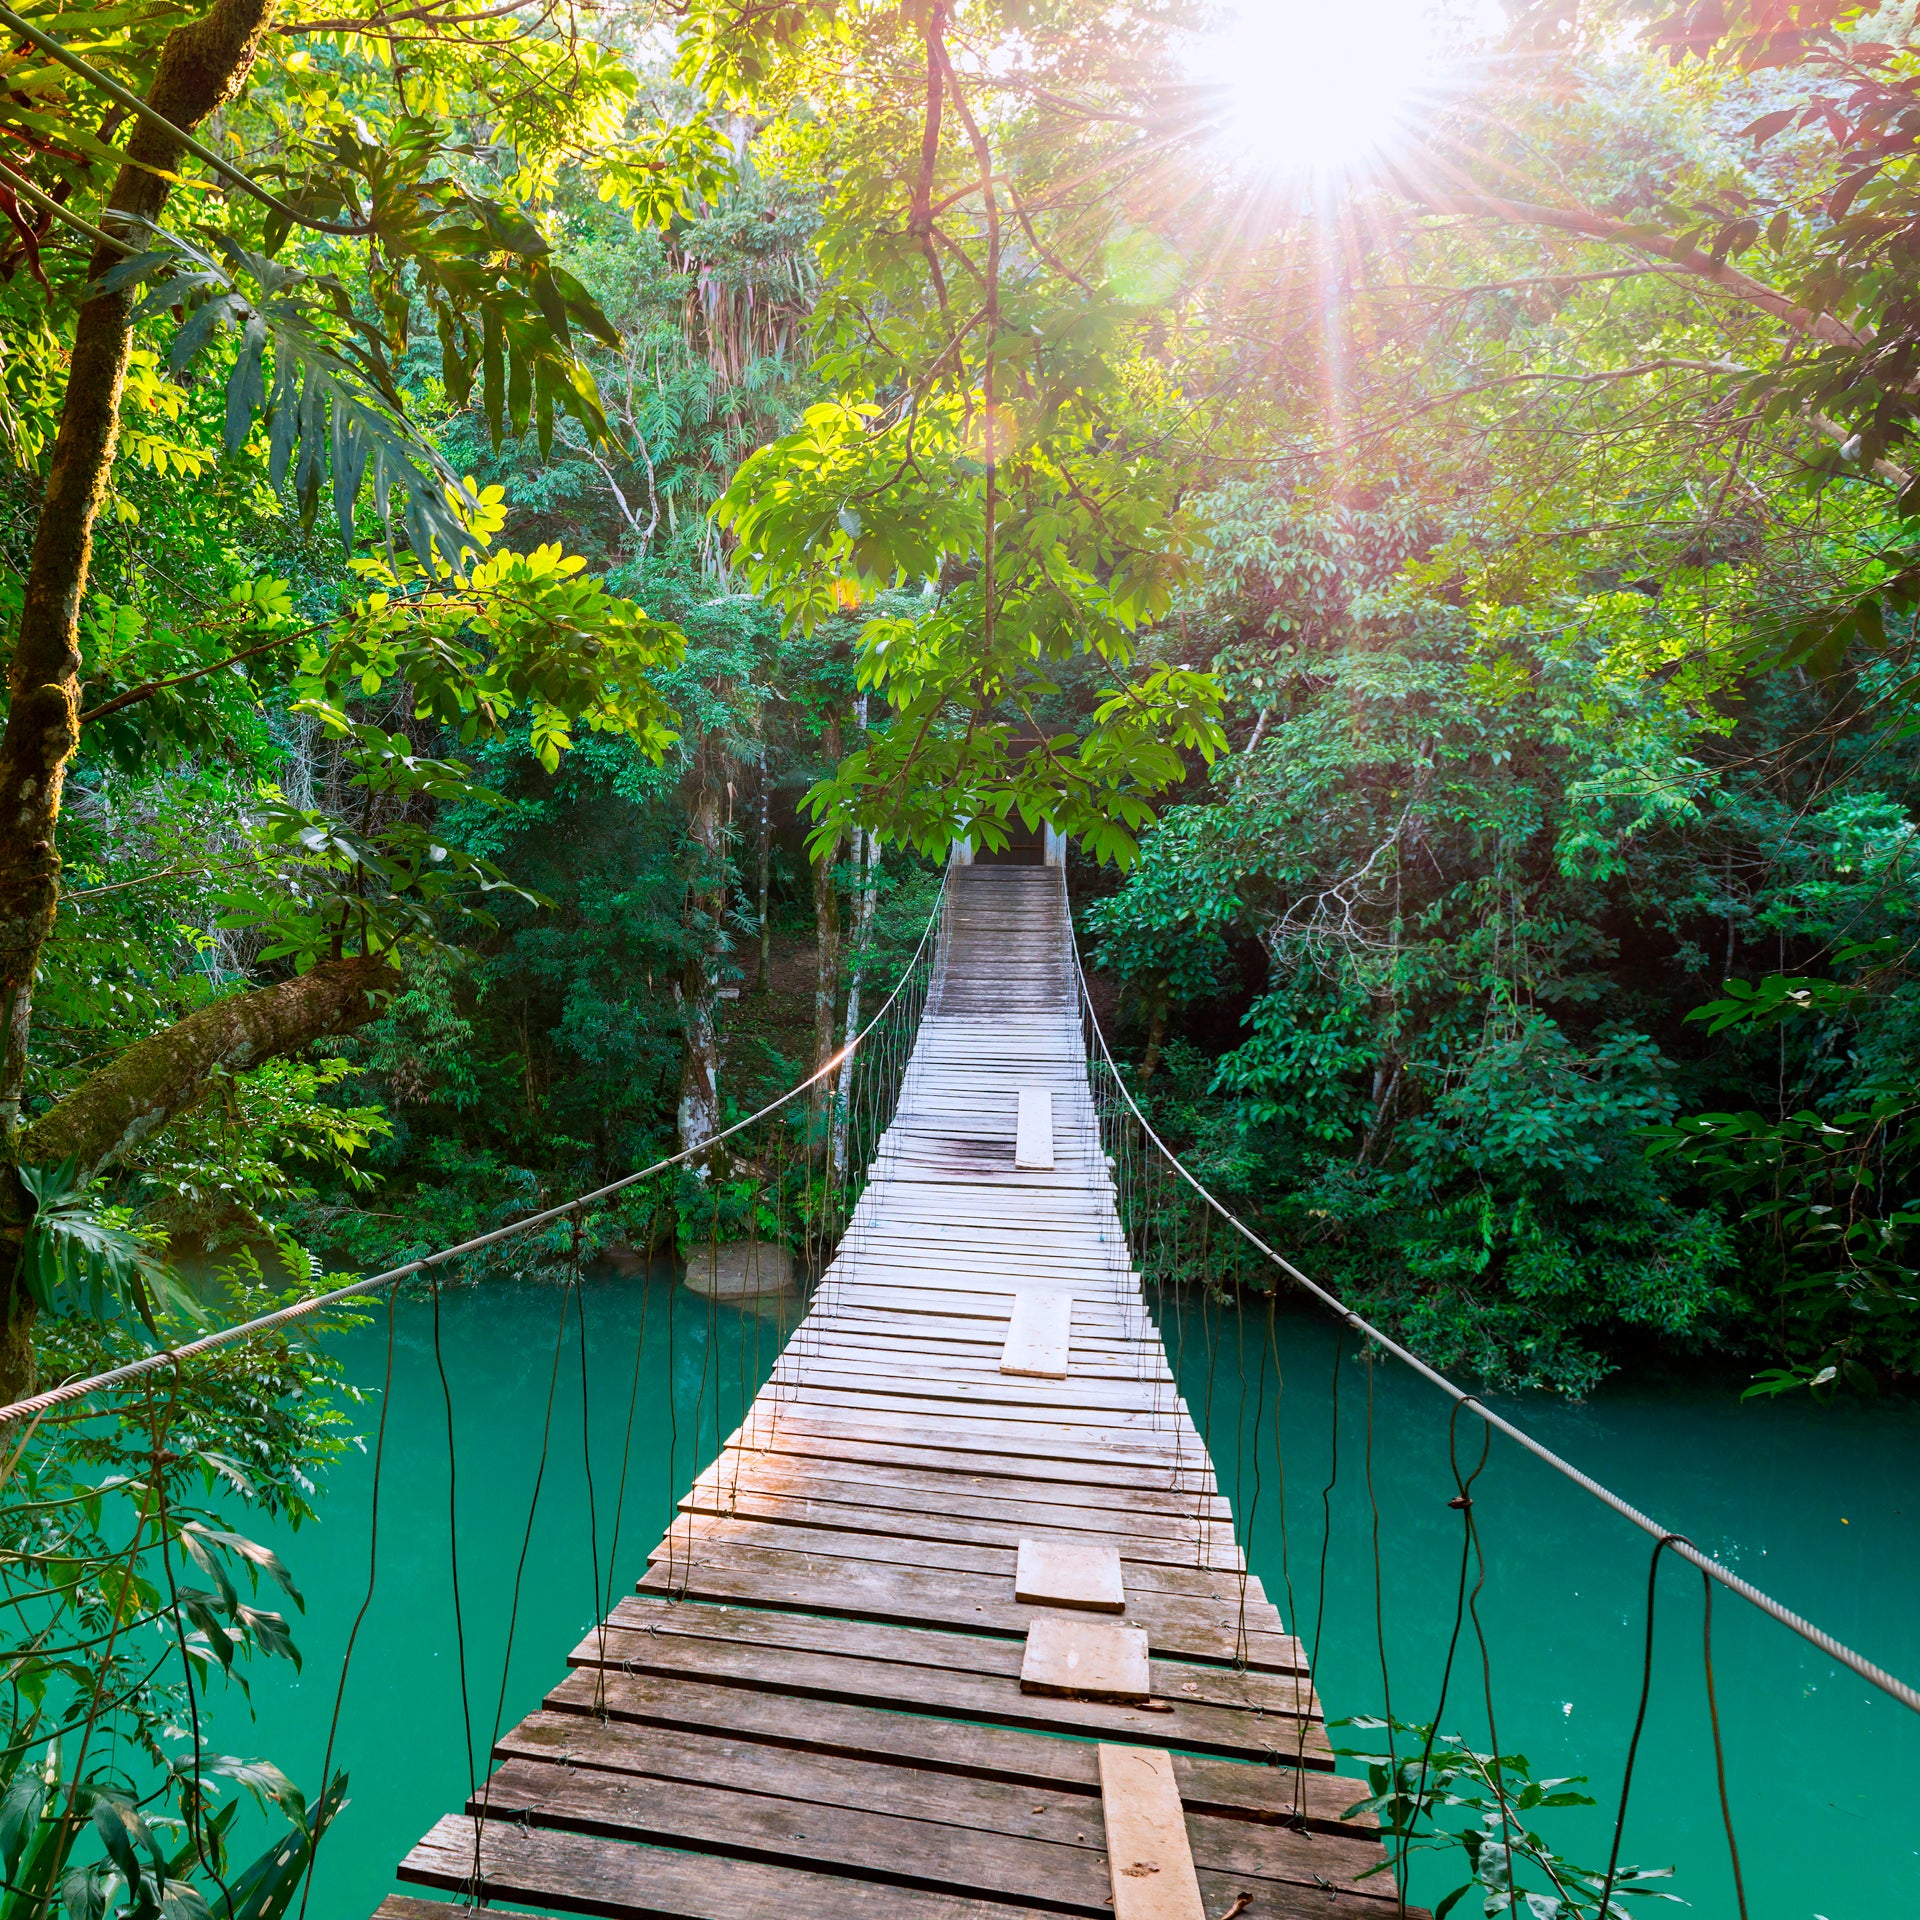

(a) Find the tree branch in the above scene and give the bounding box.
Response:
[19,953,399,1182]
[1413,189,1867,351]
[77,626,317,726]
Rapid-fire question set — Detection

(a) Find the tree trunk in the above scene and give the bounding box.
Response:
[1139,985,1170,1085]
[809,719,845,1151]
[0,0,284,1404]
[676,733,727,1159]
[831,829,880,1176]
[754,705,772,992]
[0,0,281,1130]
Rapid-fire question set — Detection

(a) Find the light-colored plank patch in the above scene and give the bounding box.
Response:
[1097,1745,1206,1920]
[1015,1088,1056,1169]
[1015,1537,1126,1612]
[1001,1293,1072,1378]
[1019,1615,1149,1699]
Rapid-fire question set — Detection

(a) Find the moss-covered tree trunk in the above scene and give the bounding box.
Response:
[0,0,287,1402]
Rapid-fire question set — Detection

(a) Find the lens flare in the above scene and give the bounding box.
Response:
[1188,0,1452,184]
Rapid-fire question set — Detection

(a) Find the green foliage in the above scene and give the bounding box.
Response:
[14,1163,195,1335]
[0,1262,361,1920]
[1336,1718,1679,1919]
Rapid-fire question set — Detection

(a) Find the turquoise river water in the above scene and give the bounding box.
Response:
[222,1273,1919,1918]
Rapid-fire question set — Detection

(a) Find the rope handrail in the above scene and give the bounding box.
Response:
[1064,877,1920,1718]
[0,872,949,1429]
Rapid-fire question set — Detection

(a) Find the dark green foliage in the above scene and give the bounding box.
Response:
[1085,477,1920,1393]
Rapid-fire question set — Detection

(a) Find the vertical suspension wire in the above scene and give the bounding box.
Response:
[662,1219,681,1597]
[1234,1289,1260,1666]
[570,1217,605,1694]
[1465,1449,1514,1893]
[593,1215,653,1714]
[430,1279,477,1801]
[1295,1325,1343,1804]
[472,1277,572,1894]
[1197,1221,1224,1556]
[1600,1534,1687,1915]
[299,1287,397,1920]
[1402,1400,1491,1900]
[1699,1570,1750,1919]
[147,1360,237,1920]
[1363,1347,1401,1916]
[1265,1299,1304,1676]
[685,1187,719,1600]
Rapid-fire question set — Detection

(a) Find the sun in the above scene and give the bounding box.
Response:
[1186,0,1457,185]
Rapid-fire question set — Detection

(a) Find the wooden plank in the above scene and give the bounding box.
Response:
[495,1715,1393,1893]
[1014,1537,1126,1612]
[401,1815,1069,1919]
[1021,1616,1150,1700]
[662,1510,1249,1597]
[1002,1291,1073,1377]
[694,1446,1231,1517]
[470,1753,1114,1911]
[719,1426,1222,1498]
[527,1687,1368,1832]
[1015,1088,1056,1168]
[677,1485,1247,1573]
[635,1540,1301,1669]
[1099,1746,1205,1920]
[568,1615,1329,1762]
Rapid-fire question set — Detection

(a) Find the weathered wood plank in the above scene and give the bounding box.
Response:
[400,1815,1070,1919]
[1021,1616,1151,1700]
[1001,1291,1073,1377]
[1014,1537,1126,1611]
[489,1721,1393,1896]
[526,1687,1367,1832]
[676,1485,1247,1573]
[1099,1745,1206,1920]
[635,1540,1299,1669]
[1015,1087,1056,1168]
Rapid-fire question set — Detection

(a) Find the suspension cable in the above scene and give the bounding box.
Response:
[1065,879,1920,1718]
[0,872,948,1429]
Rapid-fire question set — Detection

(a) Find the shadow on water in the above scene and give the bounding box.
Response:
[1163,1291,1920,1919]
[218,1262,794,1919]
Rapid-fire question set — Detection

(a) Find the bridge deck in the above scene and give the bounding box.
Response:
[374,865,1400,1920]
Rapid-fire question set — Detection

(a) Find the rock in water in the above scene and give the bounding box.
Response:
[683,1240,795,1300]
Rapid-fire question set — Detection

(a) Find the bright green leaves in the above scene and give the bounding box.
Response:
[681,0,1227,864]
[207,541,685,969]
[100,116,637,555]
[719,399,975,627]
[215,784,538,967]
[599,117,736,229]
[716,387,1222,864]
[318,541,686,765]
[802,667,1223,868]
[674,0,846,107]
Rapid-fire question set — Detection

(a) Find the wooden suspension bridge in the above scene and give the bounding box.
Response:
[370,864,1409,1920]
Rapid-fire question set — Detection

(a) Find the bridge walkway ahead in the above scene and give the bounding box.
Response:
[373,863,1402,1920]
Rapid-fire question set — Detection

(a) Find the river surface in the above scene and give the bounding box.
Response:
[224,1273,1919,1918]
